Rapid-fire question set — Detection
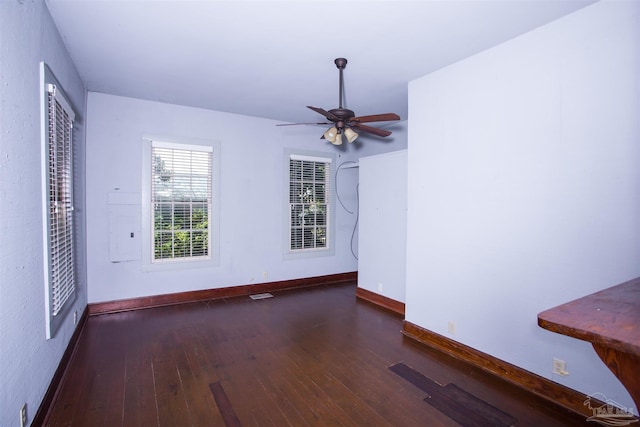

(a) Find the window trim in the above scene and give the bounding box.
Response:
[40,62,77,339]
[283,148,336,260]
[141,135,221,271]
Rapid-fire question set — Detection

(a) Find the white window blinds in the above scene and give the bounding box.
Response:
[289,155,331,251]
[47,85,76,314]
[42,62,77,339]
[151,142,213,261]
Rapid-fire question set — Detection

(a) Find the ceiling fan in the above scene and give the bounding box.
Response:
[278,58,400,145]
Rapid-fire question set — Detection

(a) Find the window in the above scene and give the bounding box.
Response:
[285,150,335,258]
[41,63,76,339]
[152,143,212,260]
[142,137,220,270]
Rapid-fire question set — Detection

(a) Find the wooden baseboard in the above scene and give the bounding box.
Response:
[402,320,596,419]
[89,272,357,316]
[33,306,89,427]
[356,287,405,317]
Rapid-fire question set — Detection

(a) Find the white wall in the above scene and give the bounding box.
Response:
[0,1,88,426]
[347,120,409,262]
[406,0,639,413]
[86,93,374,303]
[358,150,407,303]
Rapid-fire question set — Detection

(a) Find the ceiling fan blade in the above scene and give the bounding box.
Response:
[307,106,339,121]
[276,122,330,126]
[351,123,392,137]
[350,113,400,123]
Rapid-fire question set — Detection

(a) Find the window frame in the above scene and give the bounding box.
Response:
[40,62,77,339]
[283,149,336,260]
[141,136,220,271]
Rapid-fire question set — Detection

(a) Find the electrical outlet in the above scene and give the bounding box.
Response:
[20,403,27,427]
[448,321,456,335]
[377,283,383,292]
[553,358,569,376]
[263,271,268,280]
[73,310,77,324]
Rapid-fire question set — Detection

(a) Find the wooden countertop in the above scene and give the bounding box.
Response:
[538,277,640,356]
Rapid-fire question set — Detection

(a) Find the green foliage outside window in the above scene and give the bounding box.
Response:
[153,204,209,259]
[290,159,328,250]
[152,149,211,261]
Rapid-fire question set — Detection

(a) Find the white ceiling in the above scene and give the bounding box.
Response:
[45,0,595,126]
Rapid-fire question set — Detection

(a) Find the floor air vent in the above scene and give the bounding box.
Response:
[249,293,274,300]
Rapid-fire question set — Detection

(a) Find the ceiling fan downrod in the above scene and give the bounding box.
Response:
[335,57,347,110]
[331,58,354,132]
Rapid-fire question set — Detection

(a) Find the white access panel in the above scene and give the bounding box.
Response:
[108,192,141,262]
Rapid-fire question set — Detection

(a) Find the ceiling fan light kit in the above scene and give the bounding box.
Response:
[344,127,358,143]
[278,58,400,145]
[324,126,339,142]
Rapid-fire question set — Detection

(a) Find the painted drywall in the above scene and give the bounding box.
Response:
[345,120,409,260]
[86,94,405,303]
[0,1,88,426]
[358,150,408,303]
[406,0,639,413]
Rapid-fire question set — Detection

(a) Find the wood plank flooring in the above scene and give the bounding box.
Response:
[45,282,593,426]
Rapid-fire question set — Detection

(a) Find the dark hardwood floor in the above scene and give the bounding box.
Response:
[45,282,592,426]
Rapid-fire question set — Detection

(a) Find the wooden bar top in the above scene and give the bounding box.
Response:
[538,277,640,356]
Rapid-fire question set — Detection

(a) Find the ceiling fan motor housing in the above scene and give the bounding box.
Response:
[329,108,355,130]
